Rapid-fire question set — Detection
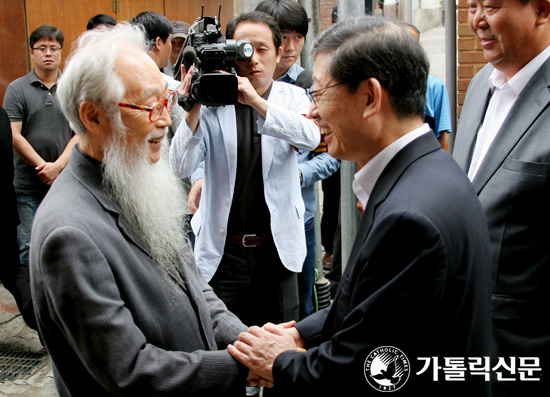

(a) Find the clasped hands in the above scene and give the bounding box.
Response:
[36,161,63,185]
[228,321,306,388]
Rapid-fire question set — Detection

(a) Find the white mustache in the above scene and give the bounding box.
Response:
[147,128,168,141]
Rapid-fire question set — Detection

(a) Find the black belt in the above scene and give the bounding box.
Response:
[227,234,268,247]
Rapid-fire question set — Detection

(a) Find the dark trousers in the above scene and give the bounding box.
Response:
[321,170,340,255]
[298,218,316,320]
[210,240,299,327]
[0,225,38,331]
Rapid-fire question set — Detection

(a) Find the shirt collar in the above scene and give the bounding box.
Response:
[29,69,61,86]
[489,44,550,96]
[353,123,431,210]
[277,64,304,84]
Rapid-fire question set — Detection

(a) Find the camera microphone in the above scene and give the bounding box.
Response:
[182,46,197,74]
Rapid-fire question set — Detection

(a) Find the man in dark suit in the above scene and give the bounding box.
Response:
[228,16,492,396]
[452,0,550,395]
[29,23,258,396]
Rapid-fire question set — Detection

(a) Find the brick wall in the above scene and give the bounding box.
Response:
[457,0,487,117]
[318,1,389,32]
[319,0,338,31]
[318,0,484,119]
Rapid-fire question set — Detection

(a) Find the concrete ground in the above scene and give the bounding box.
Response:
[420,25,446,81]
[0,285,57,396]
[0,26,446,396]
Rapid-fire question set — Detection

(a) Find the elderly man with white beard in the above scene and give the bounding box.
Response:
[29,23,258,396]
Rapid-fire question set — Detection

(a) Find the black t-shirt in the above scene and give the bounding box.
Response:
[3,70,73,194]
[227,84,273,235]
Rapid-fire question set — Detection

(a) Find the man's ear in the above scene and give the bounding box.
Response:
[536,0,550,25]
[154,36,162,50]
[79,100,107,134]
[275,46,282,64]
[359,78,383,120]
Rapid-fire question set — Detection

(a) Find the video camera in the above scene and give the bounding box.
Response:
[175,6,254,110]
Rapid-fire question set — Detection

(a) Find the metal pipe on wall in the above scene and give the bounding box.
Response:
[336,0,363,272]
[446,0,457,151]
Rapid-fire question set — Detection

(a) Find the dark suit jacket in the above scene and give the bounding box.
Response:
[30,146,248,396]
[0,106,37,330]
[0,106,19,280]
[272,133,492,395]
[453,59,550,395]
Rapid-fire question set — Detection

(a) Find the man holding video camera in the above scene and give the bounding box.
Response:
[170,11,320,329]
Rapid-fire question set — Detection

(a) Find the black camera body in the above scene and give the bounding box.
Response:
[176,13,254,109]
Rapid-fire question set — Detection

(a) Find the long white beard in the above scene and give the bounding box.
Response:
[101,123,191,276]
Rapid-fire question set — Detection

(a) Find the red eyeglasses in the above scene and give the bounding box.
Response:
[118,90,178,122]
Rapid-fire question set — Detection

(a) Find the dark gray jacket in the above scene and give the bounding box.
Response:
[453,58,550,395]
[30,146,247,396]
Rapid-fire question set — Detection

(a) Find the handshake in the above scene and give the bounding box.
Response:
[228,321,307,388]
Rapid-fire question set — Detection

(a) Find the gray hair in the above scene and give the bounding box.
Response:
[312,15,428,119]
[57,23,148,135]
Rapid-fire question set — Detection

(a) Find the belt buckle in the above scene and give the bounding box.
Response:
[242,234,257,248]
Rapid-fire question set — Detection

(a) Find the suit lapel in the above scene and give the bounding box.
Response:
[472,60,550,193]
[333,133,441,300]
[453,66,493,173]
[260,87,279,180]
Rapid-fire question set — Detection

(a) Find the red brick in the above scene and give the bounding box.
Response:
[458,37,478,51]
[459,51,487,63]
[458,9,470,22]
[458,23,475,36]
[458,65,475,78]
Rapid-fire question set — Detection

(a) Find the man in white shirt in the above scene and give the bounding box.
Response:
[453,0,550,395]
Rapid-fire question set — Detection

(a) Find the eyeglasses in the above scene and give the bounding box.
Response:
[118,91,178,122]
[307,82,347,104]
[32,46,62,54]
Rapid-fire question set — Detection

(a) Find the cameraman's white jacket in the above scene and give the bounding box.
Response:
[169,81,320,281]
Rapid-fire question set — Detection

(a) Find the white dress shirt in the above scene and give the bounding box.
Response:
[468,45,550,181]
[353,124,431,210]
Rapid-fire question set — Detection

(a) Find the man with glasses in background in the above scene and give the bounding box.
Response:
[3,25,76,330]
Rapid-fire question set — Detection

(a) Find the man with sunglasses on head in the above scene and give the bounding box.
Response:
[29,23,257,395]
[3,25,76,328]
